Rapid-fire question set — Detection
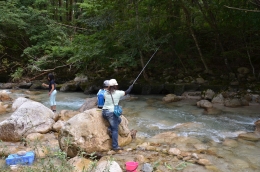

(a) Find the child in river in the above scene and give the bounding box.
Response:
[42,73,57,112]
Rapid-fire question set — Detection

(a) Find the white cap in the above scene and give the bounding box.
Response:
[109,79,118,86]
[103,80,110,87]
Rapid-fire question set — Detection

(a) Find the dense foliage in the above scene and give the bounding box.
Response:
[0,0,260,84]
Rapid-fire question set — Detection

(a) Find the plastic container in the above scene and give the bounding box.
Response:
[125,161,138,172]
[6,151,35,165]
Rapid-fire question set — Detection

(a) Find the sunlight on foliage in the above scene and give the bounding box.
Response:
[11,67,23,81]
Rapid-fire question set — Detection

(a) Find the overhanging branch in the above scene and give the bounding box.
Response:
[29,64,73,81]
[224,5,260,12]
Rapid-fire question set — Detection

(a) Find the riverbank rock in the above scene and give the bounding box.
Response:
[94,160,123,172]
[181,91,201,100]
[0,83,17,89]
[197,100,213,109]
[162,94,182,103]
[211,94,224,104]
[238,132,260,142]
[255,120,260,134]
[12,97,33,111]
[0,98,55,142]
[58,110,80,121]
[224,98,249,107]
[0,90,12,101]
[60,81,82,92]
[201,89,215,100]
[68,156,93,172]
[79,97,97,112]
[58,108,132,157]
[0,102,8,114]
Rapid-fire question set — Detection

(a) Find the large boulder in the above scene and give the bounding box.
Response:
[224,98,249,107]
[211,94,224,104]
[79,97,97,112]
[60,81,82,92]
[58,108,132,157]
[197,100,213,109]
[201,89,215,100]
[12,97,33,111]
[0,98,55,142]
[29,80,45,90]
[58,110,80,121]
[0,83,17,89]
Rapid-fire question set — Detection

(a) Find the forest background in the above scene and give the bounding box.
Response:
[1,0,260,91]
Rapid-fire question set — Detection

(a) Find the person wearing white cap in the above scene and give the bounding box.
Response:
[97,80,109,109]
[102,79,133,151]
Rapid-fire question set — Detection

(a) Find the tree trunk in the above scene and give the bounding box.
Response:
[66,0,69,22]
[69,0,73,21]
[243,33,255,78]
[59,0,63,21]
[134,0,149,81]
[173,48,188,73]
[197,0,232,73]
[181,3,210,72]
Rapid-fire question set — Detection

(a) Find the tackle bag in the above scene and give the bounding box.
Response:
[113,105,122,117]
[110,93,123,117]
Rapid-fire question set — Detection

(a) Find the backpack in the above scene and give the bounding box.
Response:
[97,89,106,107]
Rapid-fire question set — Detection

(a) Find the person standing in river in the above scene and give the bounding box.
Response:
[102,79,133,151]
[42,73,57,113]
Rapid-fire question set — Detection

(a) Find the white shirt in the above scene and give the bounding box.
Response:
[103,90,125,112]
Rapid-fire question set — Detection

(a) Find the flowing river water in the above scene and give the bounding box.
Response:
[1,89,260,171]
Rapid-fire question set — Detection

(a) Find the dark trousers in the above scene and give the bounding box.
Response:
[102,109,122,149]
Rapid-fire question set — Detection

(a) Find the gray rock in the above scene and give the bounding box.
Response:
[142,163,153,172]
[224,98,244,107]
[212,94,224,104]
[201,89,215,100]
[197,100,213,108]
[79,97,97,112]
[0,98,55,142]
[94,161,123,172]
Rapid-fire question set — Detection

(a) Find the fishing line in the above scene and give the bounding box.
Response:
[132,45,161,85]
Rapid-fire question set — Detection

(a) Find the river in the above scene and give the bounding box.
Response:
[1,89,260,171]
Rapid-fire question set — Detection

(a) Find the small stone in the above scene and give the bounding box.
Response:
[181,151,191,157]
[146,146,156,151]
[17,151,26,156]
[168,148,181,155]
[191,153,199,159]
[126,148,133,151]
[183,156,192,161]
[161,148,168,154]
[197,159,212,166]
[142,163,153,172]
[135,154,146,163]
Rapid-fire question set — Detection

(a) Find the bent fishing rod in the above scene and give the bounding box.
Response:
[132,46,160,85]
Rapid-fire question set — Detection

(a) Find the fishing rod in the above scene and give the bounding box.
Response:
[132,46,160,85]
